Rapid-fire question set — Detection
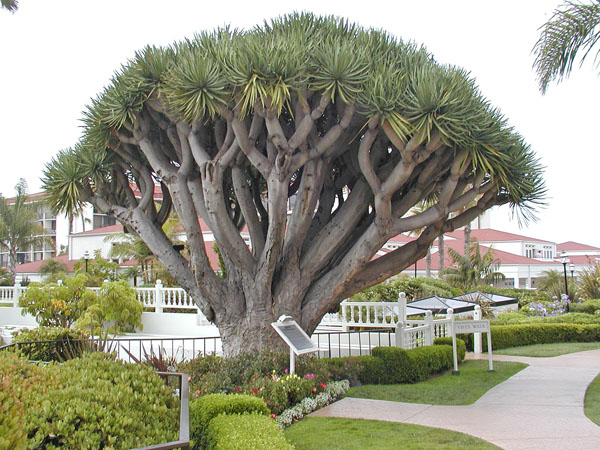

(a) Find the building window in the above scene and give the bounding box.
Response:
[93,207,116,229]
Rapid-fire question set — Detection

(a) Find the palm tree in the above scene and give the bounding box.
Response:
[0,180,52,283]
[533,1,600,93]
[39,258,69,283]
[441,240,505,290]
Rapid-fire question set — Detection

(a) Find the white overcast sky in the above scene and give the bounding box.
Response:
[1,0,598,246]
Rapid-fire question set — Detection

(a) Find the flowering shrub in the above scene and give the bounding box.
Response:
[526,295,569,317]
[275,380,350,428]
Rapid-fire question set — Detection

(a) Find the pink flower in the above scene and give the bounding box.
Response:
[284,369,288,374]
[187,376,191,381]
[312,387,317,392]
[304,374,315,379]
[271,414,276,419]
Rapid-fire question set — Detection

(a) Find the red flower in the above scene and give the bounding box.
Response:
[320,382,327,389]
[235,386,241,392]
[252,388,258,394]
[271,414,276,419]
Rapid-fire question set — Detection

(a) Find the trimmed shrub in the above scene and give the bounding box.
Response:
[371,347,412,383]
[434,337,467,361]
[570,299,600,315]
[11,327,89,362]
[407,345,454,381]
[206,413,294,450]
[486,323,600,350]
[205,413,293,450]
[190,393,270,449]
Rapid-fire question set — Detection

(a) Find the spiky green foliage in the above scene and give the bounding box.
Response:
[533,1,600,93]
[577,262,600,300]
[42,14,546,355]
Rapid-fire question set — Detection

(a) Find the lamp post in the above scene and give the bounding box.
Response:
[83,250,90,273]
[569,263,575,281]
[559,251,570,312]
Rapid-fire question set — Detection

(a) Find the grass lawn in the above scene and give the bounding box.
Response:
[285,417,500,449]
[495,342,600,357]
[345,360,526,405]
[585,372,600,426]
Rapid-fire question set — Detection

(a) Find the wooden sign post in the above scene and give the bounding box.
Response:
[452,318,494,374]
[272,316,319,374]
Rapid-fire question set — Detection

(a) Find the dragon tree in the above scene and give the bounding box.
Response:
[43,14,545,356]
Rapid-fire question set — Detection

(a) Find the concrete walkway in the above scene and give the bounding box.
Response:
[311,349,600,449]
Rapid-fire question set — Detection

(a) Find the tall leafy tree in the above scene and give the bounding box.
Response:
[441,240,505,290]
[0,180,51,283]
[42,15,545,355]
[533,0,600,93]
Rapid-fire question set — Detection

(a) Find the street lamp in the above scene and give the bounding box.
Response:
[83,250,90,273]
[569,263,575,281]
[559,251,570,312]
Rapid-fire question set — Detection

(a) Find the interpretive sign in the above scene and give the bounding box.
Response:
[272,316,319,374]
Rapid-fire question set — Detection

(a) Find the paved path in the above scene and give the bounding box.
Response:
[311,349,600,449]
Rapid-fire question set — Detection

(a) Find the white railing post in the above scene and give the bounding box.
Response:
[13,281,22,307]
[424,310,434,346]
[398,292,406,324]
[474,305,482,354]
[155,280,163,313]
[395,321,405,349]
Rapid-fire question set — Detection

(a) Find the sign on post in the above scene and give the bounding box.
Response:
[452,319,494,374]
[272,316,319,374]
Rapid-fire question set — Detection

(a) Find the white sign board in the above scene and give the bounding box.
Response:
[451,319,493,373]
[454,320,490,334]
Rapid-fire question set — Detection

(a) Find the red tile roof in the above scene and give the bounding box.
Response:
[557,241,600,252]
[16,254,77,273]
[412,238,558,270]
[446,228,554,244]
[73,224,124,236]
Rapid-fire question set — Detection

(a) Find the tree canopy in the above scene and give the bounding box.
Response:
[42,14,545,355]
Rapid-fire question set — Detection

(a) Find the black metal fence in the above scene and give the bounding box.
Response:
[0,330,395,362]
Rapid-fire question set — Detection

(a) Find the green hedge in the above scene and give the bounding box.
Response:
[434,337,467,361]
[205,413,293,450]
[486,323,600,350]
[190,393,270,449]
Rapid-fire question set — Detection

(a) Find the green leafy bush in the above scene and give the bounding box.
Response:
[18,274,96,327]
[11,327,89,362]
[0,352,178,449]
[349,277,460,303]
[190,393,270,449]
[25,353,178,449]
[492,311,600,326]
[570,299,600,315]
[487,323,600,350]
[205,413,293,450]
[77,280,143,333]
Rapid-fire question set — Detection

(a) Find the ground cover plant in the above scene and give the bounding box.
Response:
[345,359,526,405]
[0,351,179,449]
[285,417,501,449]
[496,341,600,357]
